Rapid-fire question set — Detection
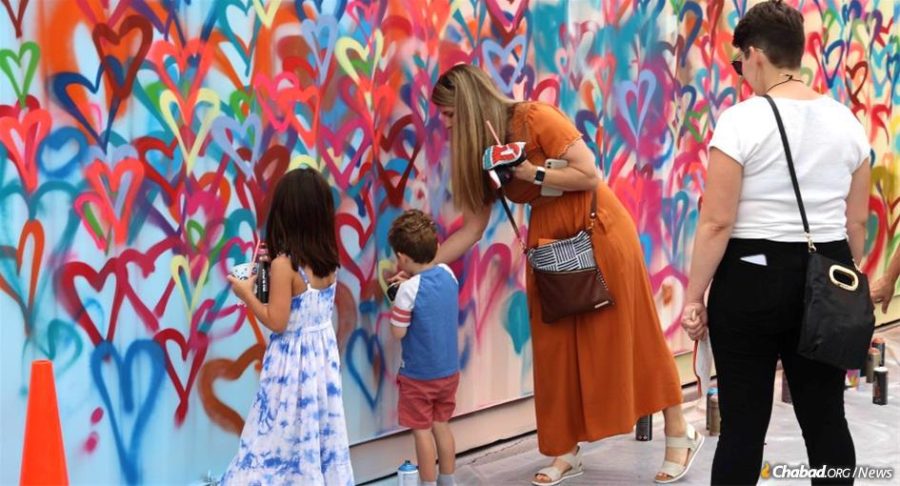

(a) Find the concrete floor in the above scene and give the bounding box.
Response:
[367,325,900,485]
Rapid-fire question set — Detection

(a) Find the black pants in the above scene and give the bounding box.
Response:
[708,239,856,485]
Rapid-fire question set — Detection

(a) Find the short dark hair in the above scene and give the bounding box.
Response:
[733,0,805,69]
[388,210,438,264]
[265,168,340,278]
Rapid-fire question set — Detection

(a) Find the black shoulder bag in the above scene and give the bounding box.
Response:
[764,94,875,370]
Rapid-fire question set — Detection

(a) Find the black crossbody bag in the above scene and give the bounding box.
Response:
[764,94,875,370]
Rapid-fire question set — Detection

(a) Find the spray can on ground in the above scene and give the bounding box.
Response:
[635,415,652,441]
[706,387,718,429]
[398,460,418,486]
[872,337,886,367]
[867,348,881,383]
[873,367,888,406]
[709,394,721,436]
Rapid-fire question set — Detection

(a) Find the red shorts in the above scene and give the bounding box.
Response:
[397,373,460,429]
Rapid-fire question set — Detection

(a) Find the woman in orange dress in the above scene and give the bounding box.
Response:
[426,64,703,484]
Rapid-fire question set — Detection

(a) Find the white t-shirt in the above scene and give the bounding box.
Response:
[709,96,870,242]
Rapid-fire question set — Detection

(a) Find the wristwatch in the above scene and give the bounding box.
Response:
[533,166,546,186]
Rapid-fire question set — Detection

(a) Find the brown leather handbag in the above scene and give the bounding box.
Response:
[498,190,614,323]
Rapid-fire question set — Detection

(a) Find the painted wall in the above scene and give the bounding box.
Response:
[0,0,897,483]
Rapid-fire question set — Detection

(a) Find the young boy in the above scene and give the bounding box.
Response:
[388,209,459,486]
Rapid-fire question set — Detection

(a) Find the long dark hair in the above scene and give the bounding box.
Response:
[264,168,339,278]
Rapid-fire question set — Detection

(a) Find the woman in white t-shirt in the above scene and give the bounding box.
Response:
[680,1,871,484]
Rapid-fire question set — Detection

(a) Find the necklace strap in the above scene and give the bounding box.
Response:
[765,74,803,93]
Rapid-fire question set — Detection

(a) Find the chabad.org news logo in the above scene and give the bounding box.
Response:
[761,462,894,481]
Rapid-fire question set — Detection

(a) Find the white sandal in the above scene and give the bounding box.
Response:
[654,423,705,484]
[531,446,584,486]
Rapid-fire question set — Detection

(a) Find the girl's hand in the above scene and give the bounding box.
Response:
[512,160,538,182]
[227,274,257,303]
[870,276,896,313]
[681,302,709,341]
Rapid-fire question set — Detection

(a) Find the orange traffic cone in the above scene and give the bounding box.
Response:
[20,360,68,485]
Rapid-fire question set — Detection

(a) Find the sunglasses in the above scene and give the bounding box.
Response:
[731,57,743,76]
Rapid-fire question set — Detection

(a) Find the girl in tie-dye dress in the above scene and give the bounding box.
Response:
[223,168,354,486]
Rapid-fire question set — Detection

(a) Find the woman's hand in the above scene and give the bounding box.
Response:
[227,274,257,303]
[512,160,538,182]
[681,302,709,341]
[870,276,897,313]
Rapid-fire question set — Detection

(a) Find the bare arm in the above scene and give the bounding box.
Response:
[227,256,296,333]
[685,148,743,304]
[391,325,407,339]
[845,160,870,264]
[512,140,600,192]
[434,203,492,265]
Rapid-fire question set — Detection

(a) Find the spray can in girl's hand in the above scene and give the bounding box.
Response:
[397,460,418,486]
[255,242,271,303]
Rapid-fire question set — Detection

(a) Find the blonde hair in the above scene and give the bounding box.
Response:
[431,65,516,213]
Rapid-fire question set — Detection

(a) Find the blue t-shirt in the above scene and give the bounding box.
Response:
[389,264,459,380]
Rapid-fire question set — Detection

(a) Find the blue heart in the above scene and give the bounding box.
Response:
[51,65,114,147]
[482,35,528,95]
[36,127,88,179]
[345,328,384,410]
[91,340,165,485]
[300,16,339,84]
[211,114,263,176]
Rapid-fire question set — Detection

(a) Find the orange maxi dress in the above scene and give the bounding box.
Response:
[503,102,683,456]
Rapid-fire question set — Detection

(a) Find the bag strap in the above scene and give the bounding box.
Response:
[762,95,817,253]
[496,184,597,254]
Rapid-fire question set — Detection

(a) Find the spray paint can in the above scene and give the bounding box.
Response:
[872,337,886,367]
[781,370,792,403]
[867,348,881,383]
[846,369,860,390]
[636,415,652,441]
[709,394,721,436]
[706,387,718,430]
[873,367,888,406]
[397,460,418,486]
[255,243,271,303]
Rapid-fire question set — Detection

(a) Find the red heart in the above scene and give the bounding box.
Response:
[844,60,868,107]
[336,207,375,291]
[75,157,145,247]
[198,343,266,435]
[375,114,421,207]
[0,107,50,193]
[458,243,513,341]
[233,144,290,228]
[252,72,320,146]
[0,219,44,328]
[135,135,183,226]
[75,0,135,27]
[148,37,215,113]
[180,178,229,255]
[123,237,180,319]
[484,0,528,36]
[319,113,371,190]
[154,327,209,425]
[92,15,153,100]
[58,256,156,346]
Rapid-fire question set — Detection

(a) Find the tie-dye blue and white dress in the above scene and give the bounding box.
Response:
[221,268,354,486]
